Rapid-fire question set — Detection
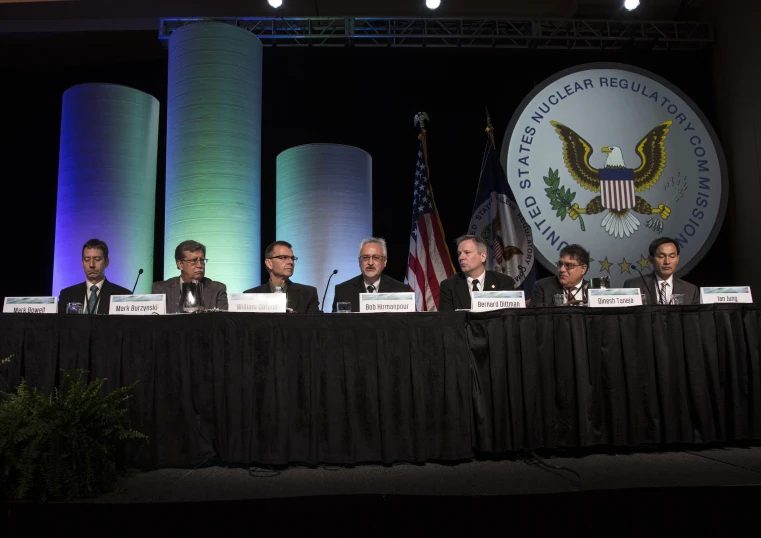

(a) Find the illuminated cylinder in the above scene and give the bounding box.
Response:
[276,144,372,310]
[53,83,159,295]
[165,22,262,292]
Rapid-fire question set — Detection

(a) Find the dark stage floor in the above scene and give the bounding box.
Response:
[6,444,761,537]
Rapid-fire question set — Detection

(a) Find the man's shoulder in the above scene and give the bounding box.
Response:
[674,276,698,290]
[534,276,558,288]
[59,282,84,294]
[290,281,318,295]
[335,275,363,289]
[486,270,515,283]
[441,273,463,286]
[381,274,410,291]
[202,277,226,290]
[104,280,132,295]
[243,282,269,293]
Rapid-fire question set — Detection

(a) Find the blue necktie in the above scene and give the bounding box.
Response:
[87,285,98,314]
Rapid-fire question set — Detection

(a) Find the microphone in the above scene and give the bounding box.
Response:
[321,269,338,313]
[131,268,144,294]
[631,264,652,304]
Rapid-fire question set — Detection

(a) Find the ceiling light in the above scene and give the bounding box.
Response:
[268,0,283,8]
[426,0,441,10]
[624,0,640,10]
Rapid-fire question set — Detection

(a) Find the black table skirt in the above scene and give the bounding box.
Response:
[467,304,761,452]
[2,305,760,467]
[0,312,473,466]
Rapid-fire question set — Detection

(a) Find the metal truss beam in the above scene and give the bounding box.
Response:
[158,17,713,51]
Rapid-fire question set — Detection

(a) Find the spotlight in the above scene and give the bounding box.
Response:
[623,0,640,10]
[426,0,441,9]
[268,0,283,8]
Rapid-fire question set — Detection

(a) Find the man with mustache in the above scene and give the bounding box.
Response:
[152,239,229,312]
[332,237,410,312]
[623,237,699,305]
[58,238,132,314]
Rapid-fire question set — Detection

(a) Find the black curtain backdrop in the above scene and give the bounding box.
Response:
[0,31,730,301]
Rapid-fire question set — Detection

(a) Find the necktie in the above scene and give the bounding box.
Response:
[566,287,577,302]
[660,282,669,305]
[87,285,98,314]
[367,284,375,293]
[472,280,479,292]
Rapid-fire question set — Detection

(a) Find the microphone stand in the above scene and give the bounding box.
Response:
[631,264,655,304]
[132,268,144,294]
[321,269,338,313]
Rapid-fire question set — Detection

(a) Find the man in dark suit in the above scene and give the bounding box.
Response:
[331,237,410,312]
[244,240,320,313]
[623,237,699,305]
[530,244,591,307]
[58,238,132,314]
[151,239,228,313]
[438,234,515,311]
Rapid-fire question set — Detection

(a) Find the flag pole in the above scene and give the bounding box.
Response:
[414,111,432,179]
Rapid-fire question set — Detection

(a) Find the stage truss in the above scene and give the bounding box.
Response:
[158,17,713,51]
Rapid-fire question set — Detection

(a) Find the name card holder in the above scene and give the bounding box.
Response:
[359,292,415,313]
[471,290,526,311]
[110,294,166,315]
[700,286,753,304]
[228,293,287,313]
[3,297,58,314]
[588,288,642,308]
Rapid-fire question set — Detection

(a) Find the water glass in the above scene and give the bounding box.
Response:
[66,302,83,314]
[671,294,684,305]
[337,302,352,313]
[553,293,565,306]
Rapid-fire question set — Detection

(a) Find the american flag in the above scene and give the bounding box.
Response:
[405,140,455,311]
[600,168,636,211]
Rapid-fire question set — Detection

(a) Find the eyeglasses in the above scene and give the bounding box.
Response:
[556,261,585,270]
[182,258,208,266]
[268,255,298,262]
[359,255,386,263]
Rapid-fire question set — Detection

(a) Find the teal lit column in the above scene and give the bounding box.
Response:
[165,22,262,292]
[53,83,159,295]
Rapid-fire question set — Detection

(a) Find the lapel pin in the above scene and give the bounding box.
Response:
[491,284,495,289]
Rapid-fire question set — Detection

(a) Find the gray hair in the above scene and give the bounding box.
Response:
[358,237,388,258]
[455,234,487,254]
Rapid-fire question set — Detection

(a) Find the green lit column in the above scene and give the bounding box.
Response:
[165,22,262,291]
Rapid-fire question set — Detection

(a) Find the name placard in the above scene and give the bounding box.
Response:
[588,288,643,308]
[3,297,58,314]
[700,286,753,304]
[228,293,287,313]
[359,292,415,313]
[109,294,166,315]
[471,290,526,311]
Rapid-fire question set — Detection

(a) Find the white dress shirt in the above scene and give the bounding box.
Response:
[467,270,486,292]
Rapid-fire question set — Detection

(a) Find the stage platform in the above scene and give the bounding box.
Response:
[6,443,761,537]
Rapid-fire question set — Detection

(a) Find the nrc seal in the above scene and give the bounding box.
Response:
[500,63,728,287]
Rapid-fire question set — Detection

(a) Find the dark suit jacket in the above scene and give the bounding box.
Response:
[622,272,700,305]
[151,276,228,313]
[530,276,590,307]
[331,274,411,313]
[244,280,320,313]
[58,279,132,314]
[438,270,516,311]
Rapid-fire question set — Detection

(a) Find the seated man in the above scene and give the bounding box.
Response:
[531,244,590,307]
[152,239,228,312]
[58,238,132,314]
[623,237,699,304]
[332,237,410,312]
[438,234,515,311]
[244,240,320,313]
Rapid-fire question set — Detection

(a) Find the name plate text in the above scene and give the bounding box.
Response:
[588,288,642,308]
[228,293,287,313]
[3,297,58,314]
[471,290,526,311]
[110,294,166,315]
[700,286,753,304]
[359,292,415,313]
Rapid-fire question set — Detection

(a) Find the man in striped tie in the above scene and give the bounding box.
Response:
[623,237,700,305]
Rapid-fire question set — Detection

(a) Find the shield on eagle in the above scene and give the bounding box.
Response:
[599,167,635,211]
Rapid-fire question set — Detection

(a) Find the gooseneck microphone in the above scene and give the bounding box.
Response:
[321,269,338,313]
[631,264,652,304]
[131,268,144,294]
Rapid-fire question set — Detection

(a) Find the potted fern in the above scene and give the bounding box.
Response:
[0,356,147,501]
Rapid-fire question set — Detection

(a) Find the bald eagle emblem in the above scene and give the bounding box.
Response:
[549,120,673,238]
[488,215,523,274]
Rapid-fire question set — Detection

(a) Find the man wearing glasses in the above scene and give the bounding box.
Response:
[530,244,590,307]
[331,237,410,312]
[244,240,320,313]
[152,239,229,312]
[438,234,515,311]
[623,237,699,304]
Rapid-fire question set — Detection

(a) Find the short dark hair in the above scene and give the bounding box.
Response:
[559,244,590,267]
[82,238,109,259]
[265,240,293,259]
[174,240,206,262]
[455,234,488,254]
[648,237,680,257]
